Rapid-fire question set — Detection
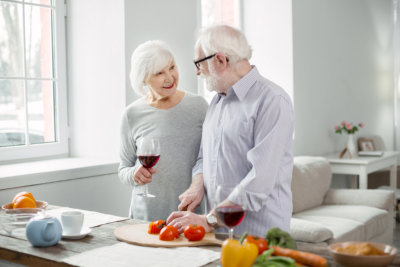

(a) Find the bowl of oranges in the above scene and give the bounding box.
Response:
[1,191,48,210]
[0,192,47,235]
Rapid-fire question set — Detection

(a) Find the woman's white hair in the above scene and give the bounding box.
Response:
[130,40,175,96]
[195,25,252,64]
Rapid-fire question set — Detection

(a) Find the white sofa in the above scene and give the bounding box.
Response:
[290,156,395,245]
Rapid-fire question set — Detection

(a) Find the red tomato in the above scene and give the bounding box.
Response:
[159,225,179,241]
[183,225,206,241]
[245,235,269,255]
[148,220,165,234]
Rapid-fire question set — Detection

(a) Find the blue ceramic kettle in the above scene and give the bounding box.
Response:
[26,215,62,247]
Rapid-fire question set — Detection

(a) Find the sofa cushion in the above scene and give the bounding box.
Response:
[323,189,394,211]
[290,218,333,243]
[293,205,388,242]
[293,215,364,244]
[291,157,332,213]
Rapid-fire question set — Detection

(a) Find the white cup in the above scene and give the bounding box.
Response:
[61,211,84,235]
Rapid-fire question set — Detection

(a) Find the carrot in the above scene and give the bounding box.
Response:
[272,246,328,267]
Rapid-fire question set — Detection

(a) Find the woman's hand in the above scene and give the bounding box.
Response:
[133,166,156,185]
[178,174,204,211]
[166,211,212,233]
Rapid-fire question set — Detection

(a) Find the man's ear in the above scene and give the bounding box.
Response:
[214,52,229,71]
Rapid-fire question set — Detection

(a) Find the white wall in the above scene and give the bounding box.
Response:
[124,0,199,104]
[62,1,400,160]
[292,0,395,156]
[67,0,126,160]
[243,0,293,100]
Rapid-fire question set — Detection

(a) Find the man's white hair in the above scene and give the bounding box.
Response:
[130,40,175,96]
[196,25,252,64]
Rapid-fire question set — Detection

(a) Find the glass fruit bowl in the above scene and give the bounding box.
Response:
[0,208,45,236]
[1,200,48,210]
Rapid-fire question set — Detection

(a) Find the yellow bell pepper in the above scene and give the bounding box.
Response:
[220,238,258,267]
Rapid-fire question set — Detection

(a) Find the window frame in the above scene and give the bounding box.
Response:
[0,0,68,163]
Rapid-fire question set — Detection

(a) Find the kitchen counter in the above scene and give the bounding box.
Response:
[0,206,220,267]
[1,206,399,267]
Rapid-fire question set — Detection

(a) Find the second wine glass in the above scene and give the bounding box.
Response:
[215,185,246,239]
[136,137,160,198]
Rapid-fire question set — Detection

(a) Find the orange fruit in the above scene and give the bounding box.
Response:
[13,196,37,209]
[12,191,36,204]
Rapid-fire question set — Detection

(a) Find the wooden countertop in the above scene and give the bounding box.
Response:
[1,206,399,267]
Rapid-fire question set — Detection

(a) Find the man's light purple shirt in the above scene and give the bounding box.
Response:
[192,67,294,237]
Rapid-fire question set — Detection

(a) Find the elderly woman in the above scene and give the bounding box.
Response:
[118,40,208,221]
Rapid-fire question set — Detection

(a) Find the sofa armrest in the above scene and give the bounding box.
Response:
[323,189,395,212]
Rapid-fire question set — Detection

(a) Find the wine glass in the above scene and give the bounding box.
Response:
[214,185,246,239]
[136,137,160,198]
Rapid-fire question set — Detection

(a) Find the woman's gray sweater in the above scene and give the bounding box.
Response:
[118,92,208,221]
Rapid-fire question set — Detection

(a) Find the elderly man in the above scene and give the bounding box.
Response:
[167,25,294,237]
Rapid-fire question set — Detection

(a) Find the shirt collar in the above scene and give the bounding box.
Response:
[229,66,259,101]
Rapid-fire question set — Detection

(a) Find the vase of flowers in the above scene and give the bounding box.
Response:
[334,121,364,158]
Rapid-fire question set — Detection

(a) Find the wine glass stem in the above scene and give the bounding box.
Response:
[229,228,234,239]
[144,184,149,196]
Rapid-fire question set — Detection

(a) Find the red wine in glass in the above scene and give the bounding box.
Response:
[215,185,246,239]
[216,205,245,228]
[139,155,160,168]
[136,137,160,198]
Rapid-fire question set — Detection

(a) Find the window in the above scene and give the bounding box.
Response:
[0,0,68,162]
[198,0,241,103]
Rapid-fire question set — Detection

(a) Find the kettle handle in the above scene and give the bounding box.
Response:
[42,221,56,242]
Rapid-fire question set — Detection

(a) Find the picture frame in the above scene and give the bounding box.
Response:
[358,138,375,151]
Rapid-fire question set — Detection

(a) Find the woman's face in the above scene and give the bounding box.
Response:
[146,60,179,99]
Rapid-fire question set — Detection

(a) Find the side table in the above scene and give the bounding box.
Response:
[324,151,399,189]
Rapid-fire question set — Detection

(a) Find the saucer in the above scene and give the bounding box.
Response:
[62,227,91,240]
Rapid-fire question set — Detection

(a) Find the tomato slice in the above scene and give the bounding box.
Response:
[183,225,205,241]
[148,220,165,234]
[159,225,179,241]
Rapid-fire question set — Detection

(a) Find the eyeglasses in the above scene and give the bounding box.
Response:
[193,54,217,70]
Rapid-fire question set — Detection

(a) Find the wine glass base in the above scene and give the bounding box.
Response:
[136,193,156,198]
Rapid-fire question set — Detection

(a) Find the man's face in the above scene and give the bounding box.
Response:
[195,48,223,93]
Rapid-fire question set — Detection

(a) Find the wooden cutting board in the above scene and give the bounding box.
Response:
[114,224,223,248]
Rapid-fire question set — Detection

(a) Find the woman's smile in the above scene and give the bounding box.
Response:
[163,83,175,89]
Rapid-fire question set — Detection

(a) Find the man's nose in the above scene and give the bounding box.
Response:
[196,69,201,76]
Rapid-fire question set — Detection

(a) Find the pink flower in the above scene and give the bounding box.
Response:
[334,125,339,131]
[345,123,352,130]
[341,121,346,126]
[359,122,364,128]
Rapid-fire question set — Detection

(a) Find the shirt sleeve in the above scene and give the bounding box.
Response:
[229,95,294,212]
[118,112,140,186]
[192,137,203,177]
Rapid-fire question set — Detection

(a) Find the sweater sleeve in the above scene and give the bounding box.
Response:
[118,112,140,186]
